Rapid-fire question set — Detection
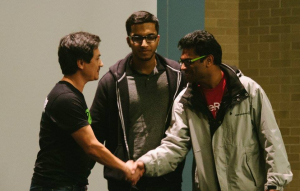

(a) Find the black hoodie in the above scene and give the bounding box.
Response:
[90,53,186,190]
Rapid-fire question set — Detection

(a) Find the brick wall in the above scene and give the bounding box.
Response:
[205,0,240,66]
[205,0,300,190]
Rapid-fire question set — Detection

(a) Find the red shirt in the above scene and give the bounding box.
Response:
[198,72,226,119]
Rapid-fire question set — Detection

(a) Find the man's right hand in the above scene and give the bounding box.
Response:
[124,160,145,185]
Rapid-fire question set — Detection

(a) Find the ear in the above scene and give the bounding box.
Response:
[206,55,215,67]
[77,59,84,70]
[157,35,160,45]
[126,37,131,48]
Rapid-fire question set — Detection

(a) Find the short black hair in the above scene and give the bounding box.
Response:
[178,30,222,65]
[58,31,100,75]
[126,11,159,36]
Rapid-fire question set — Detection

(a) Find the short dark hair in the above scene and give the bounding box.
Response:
[58,31,101,75]
[126,11,159,36]
[178,30,222,65]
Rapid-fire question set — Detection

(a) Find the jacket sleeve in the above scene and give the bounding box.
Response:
[250,83,293,190]
[138,92,191,177]
[90,73,112,143]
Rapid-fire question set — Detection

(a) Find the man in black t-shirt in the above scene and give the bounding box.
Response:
[30,32,143,191]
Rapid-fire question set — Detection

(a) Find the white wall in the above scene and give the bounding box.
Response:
[0,1,156,190]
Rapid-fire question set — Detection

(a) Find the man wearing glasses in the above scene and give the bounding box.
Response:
[136,30,293,191]
[90,11,186,191]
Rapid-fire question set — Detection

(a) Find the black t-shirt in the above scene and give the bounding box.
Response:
[32,81,91,187]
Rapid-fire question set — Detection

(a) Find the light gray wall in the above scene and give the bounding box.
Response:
[0,1,156,190]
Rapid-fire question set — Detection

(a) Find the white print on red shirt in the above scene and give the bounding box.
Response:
[208,102,220,112]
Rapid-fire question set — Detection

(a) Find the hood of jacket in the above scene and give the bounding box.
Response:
[108,52,182,81]
[181,63,248,111]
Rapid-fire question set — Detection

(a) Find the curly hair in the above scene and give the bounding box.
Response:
[58,31,101,75]
[178,30,222,65]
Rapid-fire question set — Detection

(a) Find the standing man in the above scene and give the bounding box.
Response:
[136,30,293,191]
[90,11,186,191]
[30,32,140,191]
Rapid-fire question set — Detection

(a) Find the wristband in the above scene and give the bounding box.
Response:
[265,185,278,190]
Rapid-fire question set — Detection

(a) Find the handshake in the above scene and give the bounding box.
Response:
[123,160,145,185]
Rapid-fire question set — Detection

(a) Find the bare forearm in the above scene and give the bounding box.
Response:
[72,125,142,185]
[72,125,128,174]
[86,141,127,172]
[87,142,144,185]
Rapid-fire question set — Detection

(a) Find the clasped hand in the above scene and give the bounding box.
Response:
[124,160,145,186]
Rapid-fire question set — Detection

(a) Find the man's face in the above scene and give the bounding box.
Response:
[180,48,207,84]
[82,48,103,81]
[127,22,160,62]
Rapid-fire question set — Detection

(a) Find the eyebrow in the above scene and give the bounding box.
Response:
[132,33,157,36]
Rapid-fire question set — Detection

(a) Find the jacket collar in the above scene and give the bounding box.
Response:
[109,53,181,81]
[109,53,132,81]
[181,63,248,109]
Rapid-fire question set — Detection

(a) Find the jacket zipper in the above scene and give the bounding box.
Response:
[164,70,181,131]
[116,76,131,160]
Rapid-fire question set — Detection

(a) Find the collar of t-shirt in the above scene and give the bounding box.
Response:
[58,81,83,98]
[198,71,227,119]
[126,58,165,76]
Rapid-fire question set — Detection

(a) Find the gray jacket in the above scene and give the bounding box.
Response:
[139,64,293,191]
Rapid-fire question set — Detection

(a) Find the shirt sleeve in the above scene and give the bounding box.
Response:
[49,93,89,134]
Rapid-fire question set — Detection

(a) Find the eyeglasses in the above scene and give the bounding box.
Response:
[129,34,158,44]
[179,55,207,67]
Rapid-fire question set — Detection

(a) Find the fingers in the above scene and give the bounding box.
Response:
[135,161,145,178]
[130,164,143,185]
[126,160,136,174]
[124,160,145,186]
[136,161,145,173]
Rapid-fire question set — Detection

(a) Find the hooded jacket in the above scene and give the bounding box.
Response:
[90,53,186,190]
[139,63,293,191]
